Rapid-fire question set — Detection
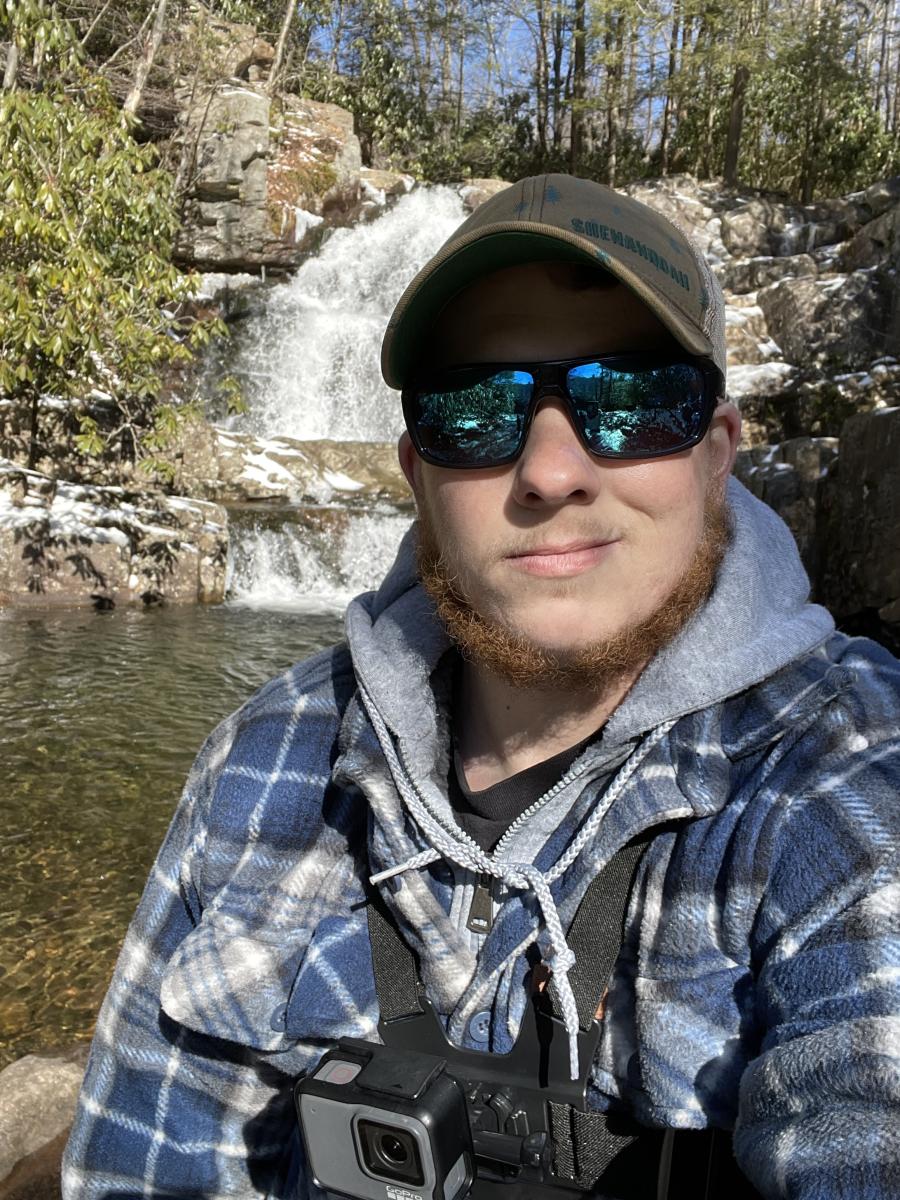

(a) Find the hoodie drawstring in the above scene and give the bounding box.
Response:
[359,681,674,1081]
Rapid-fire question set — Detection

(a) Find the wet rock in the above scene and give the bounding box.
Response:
[718,253,818,294]
[173,421,410,506]
[0,1047,87,1189]
[817,406,900,631]
[0,462,228,608]
[756,270,889,371]
[458,179,511,212]
[176,88,363,272]
[356,168,415,219]
[734,437,839,573]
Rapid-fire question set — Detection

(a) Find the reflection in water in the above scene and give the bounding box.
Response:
[0,603,343,1064]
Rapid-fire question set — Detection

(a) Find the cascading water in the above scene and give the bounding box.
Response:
[222,186,468,608]
[223,186,468,442]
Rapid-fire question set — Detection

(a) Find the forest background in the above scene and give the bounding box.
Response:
[21,0,900,200]
[2,0,900,479]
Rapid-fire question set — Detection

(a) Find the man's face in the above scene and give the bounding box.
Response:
[398,261,741,686]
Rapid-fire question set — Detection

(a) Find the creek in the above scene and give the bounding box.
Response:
[1,186,467,1064]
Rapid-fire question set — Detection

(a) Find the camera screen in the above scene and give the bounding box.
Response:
[357,1119,426,1187]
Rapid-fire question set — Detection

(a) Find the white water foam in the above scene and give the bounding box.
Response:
[227,187,468,443]
[228,510,412,610]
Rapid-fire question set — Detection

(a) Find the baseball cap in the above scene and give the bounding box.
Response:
[381,173,726,392]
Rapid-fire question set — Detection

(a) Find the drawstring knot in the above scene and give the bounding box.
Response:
[359,682,674,1081]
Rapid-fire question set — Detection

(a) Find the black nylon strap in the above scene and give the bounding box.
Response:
[366,886,424,1022]
[546,830,656,1029]
[547,1102,663,1193]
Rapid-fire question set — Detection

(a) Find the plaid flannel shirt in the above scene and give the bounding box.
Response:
[62,626,900,1200]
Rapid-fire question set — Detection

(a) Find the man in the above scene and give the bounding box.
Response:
[63,174,900,1199]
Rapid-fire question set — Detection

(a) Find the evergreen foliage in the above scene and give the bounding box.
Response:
[0,0,224,478]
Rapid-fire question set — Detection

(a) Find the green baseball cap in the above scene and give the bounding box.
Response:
[381,173,726,391]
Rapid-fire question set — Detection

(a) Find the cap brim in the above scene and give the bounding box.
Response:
[381,226,715,390]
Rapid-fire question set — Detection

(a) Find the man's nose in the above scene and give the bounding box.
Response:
[511,398,602,507]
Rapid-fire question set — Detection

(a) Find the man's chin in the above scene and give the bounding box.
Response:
[416,497,733,696]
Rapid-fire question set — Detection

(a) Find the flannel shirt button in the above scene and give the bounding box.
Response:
[270,1005,287,1031]
[469,1010,491,1043]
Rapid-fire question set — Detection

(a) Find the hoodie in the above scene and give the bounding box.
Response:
[63,479,900,1200]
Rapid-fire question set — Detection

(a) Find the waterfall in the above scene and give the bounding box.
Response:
[228,507,414,610]
[222,186,468,443]
[218,185,468,609]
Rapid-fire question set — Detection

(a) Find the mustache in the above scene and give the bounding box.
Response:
[491,529,623,558]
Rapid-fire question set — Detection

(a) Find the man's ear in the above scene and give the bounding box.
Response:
[707,402,741,489]
[398,431,421,499]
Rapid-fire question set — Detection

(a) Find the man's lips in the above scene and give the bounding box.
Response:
[505,538,619,577]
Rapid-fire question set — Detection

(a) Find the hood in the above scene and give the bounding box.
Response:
[346,476,834,759]
[342,476,835,1079]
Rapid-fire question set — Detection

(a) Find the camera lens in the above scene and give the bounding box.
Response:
[377,1133,409,1167]
[357,1120,424,1186]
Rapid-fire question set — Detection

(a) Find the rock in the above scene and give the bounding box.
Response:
[817,406,900,626]
[0,462,228,608]
[734,437,839,572]
[756,270,889,371]
[356,168,415,219]
[457,179,511,212]
[0,1048,87,1188]
[624,176,730,254]
[860,175,900,221]
[718,253,818,294]
[840,197,900,274]
[170,2,275,84]
[724,296,780,366]
[0,1127,69,1200]
[173,421,410,506]
[268,96,363,234]
[176,88,364,272]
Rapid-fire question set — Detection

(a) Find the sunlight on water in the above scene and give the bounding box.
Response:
[221,187,467,442]
[227,507,413,609]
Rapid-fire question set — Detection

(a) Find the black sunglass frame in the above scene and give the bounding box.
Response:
[402,353,723,469]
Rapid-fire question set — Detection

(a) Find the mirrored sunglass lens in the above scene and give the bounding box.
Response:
[413,370,533,465]
[567,362,706,455]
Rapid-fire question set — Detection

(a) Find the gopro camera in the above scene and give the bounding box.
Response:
[295,1041,473,1200]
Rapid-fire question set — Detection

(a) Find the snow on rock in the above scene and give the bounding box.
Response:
[0,460,228,608]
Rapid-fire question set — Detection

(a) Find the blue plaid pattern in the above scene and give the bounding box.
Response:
[62,631,900,1199]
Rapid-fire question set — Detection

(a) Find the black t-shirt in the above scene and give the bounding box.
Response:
[448,731,607,852]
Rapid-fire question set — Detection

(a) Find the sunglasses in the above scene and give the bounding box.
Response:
[402,353,722,469]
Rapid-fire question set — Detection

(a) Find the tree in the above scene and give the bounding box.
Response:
[0,0,223,476]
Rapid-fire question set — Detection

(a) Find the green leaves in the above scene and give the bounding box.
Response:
[0,1,225,473]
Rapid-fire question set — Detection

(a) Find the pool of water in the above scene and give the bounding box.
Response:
[0,602,344,1065]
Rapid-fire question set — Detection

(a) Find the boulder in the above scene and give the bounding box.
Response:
[0,462,228,608]
[734,437,839,572]
[173,421,410,506]
[0,1047,87,1190]
[268,95,363,235]
[624,175,731,260]
[176,88,364,272]
[458,179,511,212]
[356,168,415,220]
[718,253,817,294]
[756,270,890,371]
[817,406,900,634]
[169,3,275,85]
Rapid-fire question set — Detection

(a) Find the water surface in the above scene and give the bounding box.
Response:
[1,603,343,1064]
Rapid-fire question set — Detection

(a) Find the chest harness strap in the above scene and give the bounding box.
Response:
[366,832,759,1200]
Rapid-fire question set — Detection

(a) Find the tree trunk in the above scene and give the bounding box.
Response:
[569,0,586,172]
[659,0,680,175]
[27,391,40,472]
[267,0,297,95]
[723,63,749,186]
[2,41,18,91]
[123,0,168,117]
